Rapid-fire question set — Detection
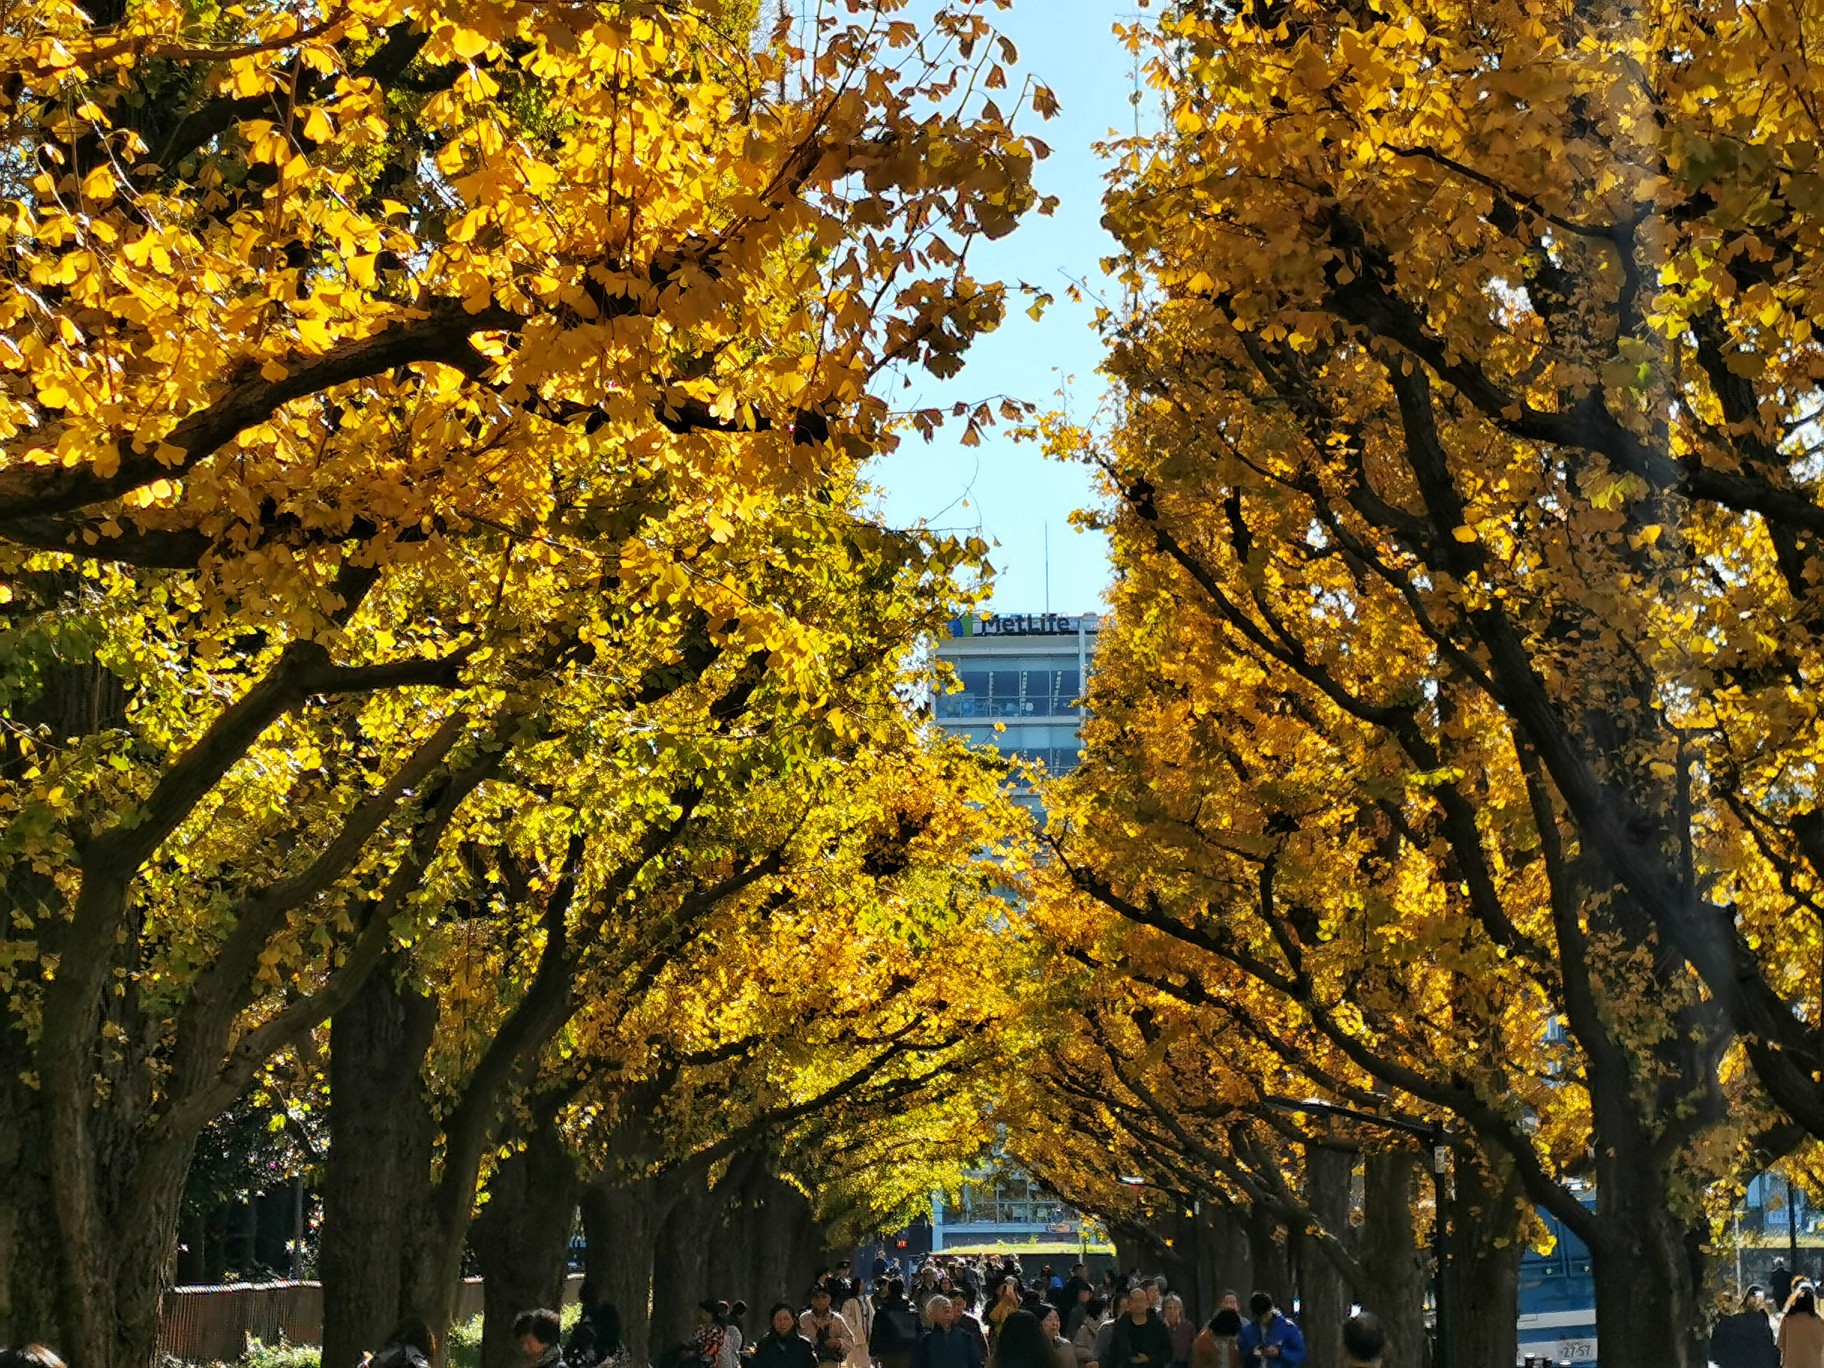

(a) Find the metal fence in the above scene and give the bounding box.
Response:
[158,1282,324,1363]
[156,1275,584,1363]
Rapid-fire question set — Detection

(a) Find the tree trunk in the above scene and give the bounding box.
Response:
[651,1161,716,1354]
[1141,1206,1203,1316]
[767,1175,825,1310]
[1201,1203,1252,1314]
[581,1175,663,1365]
[1293,1147,1351,1368]
[0,645,200,1368]
[1112,1224,1151,1284]
[320,965,438,1368]
[705,1154,768,1308]
[1243,1205,1289,1308]
[1587,1153,1708,1368]
[0,1145,61,1347]
[475,1118,580,1368]
[1448,1157,1522,1368]
[1356,1152,1426,1368]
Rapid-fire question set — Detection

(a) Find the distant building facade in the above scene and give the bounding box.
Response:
[932,612,1099,781]
[925,612,1100,1251]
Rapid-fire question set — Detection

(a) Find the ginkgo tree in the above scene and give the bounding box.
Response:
[465,731,1031,1368]
[0,2,1054,1365]
[1041,1,1824,1365]
[309,537,1031,1368]
[1013,873,1543,1368]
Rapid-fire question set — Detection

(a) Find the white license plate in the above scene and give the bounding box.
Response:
[1556,1339,1597,1361]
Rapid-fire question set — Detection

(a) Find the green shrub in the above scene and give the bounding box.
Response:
[447,1314,485,1368]
[241,1337,322,1368]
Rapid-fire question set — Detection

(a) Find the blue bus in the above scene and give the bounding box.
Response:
[1516,1207,1597,1364]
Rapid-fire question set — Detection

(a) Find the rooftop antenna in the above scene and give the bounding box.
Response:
[1044,522,1052,613]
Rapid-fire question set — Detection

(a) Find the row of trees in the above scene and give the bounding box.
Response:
[1003,3,1824,1368]
[0,2,1049,1367]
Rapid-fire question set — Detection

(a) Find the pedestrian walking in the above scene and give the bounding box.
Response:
[753,1304,817,1368]
[1088,1292,1129,1368]
[989,1311,1053,1368]
[841,1279,875,1368]
[988,1279,1023,1344]
[1340,1315,1384,1368]
[1235,1295,1303,1368]
[1781,1284,1824,1368]
[1038,1304,1074,1368]
[1105,1288,1171,1368]
[1191,1309,1243,1368]
[804,1285,857,1368]
[953,1289,990,1363]
[1713,1287,1779,1368]
[1775,1264,1800,1311]
[1160,1297,1192,1368]
[918,1296,986,1368]
[872,1279,925,1368]
[1072,1298,1107,1368]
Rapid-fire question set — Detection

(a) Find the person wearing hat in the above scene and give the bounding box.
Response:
[1712,1286,1779,1368]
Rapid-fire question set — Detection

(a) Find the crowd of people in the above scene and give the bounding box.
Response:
[1710,1279,1824,1368]
[0,1253,1384,1368]
[583,1253,1385,1368]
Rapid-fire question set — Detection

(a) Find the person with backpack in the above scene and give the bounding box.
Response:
[871,1278,925,1368]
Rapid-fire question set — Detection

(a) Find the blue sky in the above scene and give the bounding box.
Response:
[865,2,1140,615]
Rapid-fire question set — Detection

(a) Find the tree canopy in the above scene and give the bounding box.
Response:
[0,2,1050,1365]
[1026,3,1824,1367]
[16,4,1824,1368]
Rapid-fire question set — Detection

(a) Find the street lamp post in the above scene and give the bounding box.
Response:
[1263,1096,1452,1368]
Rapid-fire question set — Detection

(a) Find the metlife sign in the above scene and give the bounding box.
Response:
[946,612,1099,638]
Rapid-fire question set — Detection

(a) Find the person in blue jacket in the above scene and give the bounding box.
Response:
[1235,1294,1304,1368]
